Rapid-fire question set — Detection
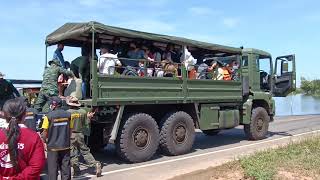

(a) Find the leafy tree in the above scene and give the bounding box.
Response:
[300,77,312,94]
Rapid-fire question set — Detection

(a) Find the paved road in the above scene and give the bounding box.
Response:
[44,115,320,179]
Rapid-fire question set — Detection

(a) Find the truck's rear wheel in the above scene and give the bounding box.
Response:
[244,107,270,140]
[116,113,159,163]
[160,111,195,156]
[202,129,221,136]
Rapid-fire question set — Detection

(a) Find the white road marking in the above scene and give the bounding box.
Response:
[274,116,319,123]
[84,128,320,178]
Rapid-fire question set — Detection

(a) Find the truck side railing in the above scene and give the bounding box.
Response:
[95,56,240,81]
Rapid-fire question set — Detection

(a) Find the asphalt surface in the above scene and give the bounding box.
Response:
[42,115,320,180]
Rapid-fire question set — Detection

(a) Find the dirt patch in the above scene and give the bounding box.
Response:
[276,170,313,180]
[170,161,247,180]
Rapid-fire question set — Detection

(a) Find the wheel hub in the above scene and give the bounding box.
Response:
[133,128,149,148]
[256,118,264,132]
[174,125,186,143]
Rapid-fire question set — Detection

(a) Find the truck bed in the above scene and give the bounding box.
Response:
[83,75,242,106]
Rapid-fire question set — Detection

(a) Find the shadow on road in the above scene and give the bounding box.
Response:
[90,127,289,166]
[40,126,294,178]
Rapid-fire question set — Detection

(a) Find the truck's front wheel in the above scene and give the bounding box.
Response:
[160,111,195,156]
[244,107,270,140]
[116,113,159,163]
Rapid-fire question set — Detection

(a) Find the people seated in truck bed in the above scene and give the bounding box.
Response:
[98,45,122,75]
[141,45,155,77]
[227,60,240,81]
[162,44,180,63]
[209,61,231,81]
[111,37,125,57]
[126,42,144,67]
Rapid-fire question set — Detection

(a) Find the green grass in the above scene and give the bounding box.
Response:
[239,136,320,180]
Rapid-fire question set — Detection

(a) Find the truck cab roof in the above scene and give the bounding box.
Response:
[242,48,271,58]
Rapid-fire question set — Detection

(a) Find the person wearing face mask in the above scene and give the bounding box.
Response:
[41,96,74,180]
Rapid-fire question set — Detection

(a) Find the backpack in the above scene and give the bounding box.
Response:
[122,66,139,76]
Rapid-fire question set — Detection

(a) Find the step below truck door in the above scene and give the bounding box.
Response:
[272,54,296,97]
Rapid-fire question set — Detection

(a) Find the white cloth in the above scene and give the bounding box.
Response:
[98,53,121,75]
[0,118,8,128]
[215,68,224,80]
[64,78,83,100]
[181,48,197,71]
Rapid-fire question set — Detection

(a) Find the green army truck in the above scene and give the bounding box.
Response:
[45,21,296,163]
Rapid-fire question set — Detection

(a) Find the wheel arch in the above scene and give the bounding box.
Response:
[252,99,271,114]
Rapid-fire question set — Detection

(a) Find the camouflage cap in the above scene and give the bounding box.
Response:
[48,59,61,66]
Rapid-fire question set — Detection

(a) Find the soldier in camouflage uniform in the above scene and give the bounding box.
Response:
[66,96,102,177]
[34,59,74,112]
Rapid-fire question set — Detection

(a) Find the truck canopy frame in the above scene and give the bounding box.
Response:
[45,21,242,55]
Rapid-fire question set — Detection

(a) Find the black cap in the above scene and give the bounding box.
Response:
[50,96,62,106]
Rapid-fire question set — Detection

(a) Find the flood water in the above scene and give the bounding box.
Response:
[275,94,320,116]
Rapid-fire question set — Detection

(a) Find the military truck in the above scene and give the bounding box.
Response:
[45,21,296,163]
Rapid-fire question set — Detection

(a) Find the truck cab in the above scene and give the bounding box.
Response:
[241,48,296,124]
[242,48,296,97]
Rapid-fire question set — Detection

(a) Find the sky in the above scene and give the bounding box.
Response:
[1,0,320,84]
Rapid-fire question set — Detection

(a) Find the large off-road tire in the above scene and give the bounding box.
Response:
[202,129,221,136]
[160,111,195,156]
[244,107,270,140]
[115,113,159,163]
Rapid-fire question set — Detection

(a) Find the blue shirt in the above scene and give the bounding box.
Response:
[53,49,65,68]
[125,49,144,67]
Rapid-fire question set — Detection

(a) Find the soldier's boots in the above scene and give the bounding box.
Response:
[72,162,102,177]
[96,162,102,177]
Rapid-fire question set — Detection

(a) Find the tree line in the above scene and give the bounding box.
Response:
[299,77,320,95]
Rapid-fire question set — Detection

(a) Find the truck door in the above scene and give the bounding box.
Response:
[272,55,296,97]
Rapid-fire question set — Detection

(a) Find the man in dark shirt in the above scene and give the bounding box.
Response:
[70,46,93,99]
[41,96,74,180]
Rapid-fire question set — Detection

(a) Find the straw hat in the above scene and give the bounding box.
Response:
[66,96,81,107]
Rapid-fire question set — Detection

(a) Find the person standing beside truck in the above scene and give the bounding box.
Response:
[66,96,102,177]
[0,98,45,179]
[34,59,74,112]
[41,96,73,180]
[18,96,38,131]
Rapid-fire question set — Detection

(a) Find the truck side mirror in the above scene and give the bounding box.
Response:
[281,61,288,74]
